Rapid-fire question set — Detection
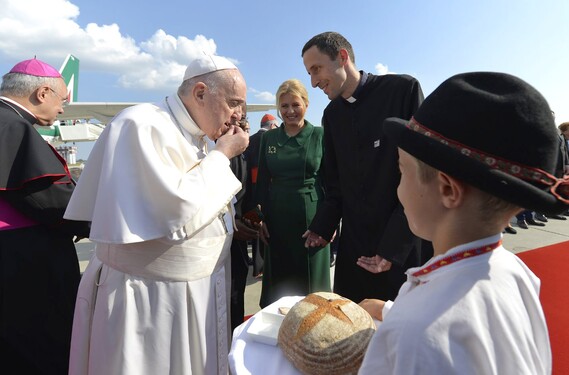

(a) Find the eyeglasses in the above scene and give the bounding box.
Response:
[49,87,69,107]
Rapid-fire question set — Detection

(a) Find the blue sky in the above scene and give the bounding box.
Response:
[1,0,568,159]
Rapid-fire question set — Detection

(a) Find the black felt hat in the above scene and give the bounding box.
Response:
[384,72,569,215]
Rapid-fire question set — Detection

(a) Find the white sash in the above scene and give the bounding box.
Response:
[95,233,232,282]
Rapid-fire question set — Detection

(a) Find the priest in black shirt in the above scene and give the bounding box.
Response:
[301,32,432,303]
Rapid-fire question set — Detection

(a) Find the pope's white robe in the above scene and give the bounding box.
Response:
[64,94,241,375]
[359,234,551,375]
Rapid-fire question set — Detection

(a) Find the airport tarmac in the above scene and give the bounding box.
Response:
[74,216,569,317]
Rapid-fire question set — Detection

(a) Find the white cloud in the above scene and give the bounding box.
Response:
[249,88,276,103]
[0,0,222,91]
[375,63,395,75]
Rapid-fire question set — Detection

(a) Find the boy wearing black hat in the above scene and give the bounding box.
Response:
[357,72,568,374]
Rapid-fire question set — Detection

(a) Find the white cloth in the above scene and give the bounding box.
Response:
[65,94,242,375]
[359,234,552,375]
[229,296,381,375]
[65,94,237,244]
[229,297,305,375]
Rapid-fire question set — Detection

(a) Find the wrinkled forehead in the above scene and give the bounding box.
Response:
[225,68,246,87]
[216,69,246,99]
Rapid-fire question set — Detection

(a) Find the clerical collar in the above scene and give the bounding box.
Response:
[345,71,368,103]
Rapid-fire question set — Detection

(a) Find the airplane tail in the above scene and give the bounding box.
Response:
[59,54,79,103]
[37,54,82,146]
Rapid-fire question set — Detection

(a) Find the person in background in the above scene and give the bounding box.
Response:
[559,121,569,216]
[0,58,90,374]
[301,31,432,303]
[544,117,568,219]
[559,122,569,164]
[538,111,567,221]
[533,211,550,222]
[256,78,331,307]
[229,113,260,333]
[516,209,545,229]
[503,222,517,234]
[63,53,248,375]
[358,71,563,374]
[244,113,279,277]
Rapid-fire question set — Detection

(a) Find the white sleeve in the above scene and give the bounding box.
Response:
[382,300,394,319]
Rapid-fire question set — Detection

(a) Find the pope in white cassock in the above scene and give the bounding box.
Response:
[64,53,249,375]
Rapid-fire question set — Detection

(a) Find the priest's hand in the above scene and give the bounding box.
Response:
[302,230,329,248]
[356,255,392,273]
[215,125,249,159]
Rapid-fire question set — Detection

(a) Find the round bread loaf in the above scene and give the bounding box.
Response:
[277,292,376,375]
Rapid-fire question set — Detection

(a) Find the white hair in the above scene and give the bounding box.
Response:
[1,73,60,97]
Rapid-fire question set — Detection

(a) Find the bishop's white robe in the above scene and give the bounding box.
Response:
[64,94,241,375]
[359,234,551,375]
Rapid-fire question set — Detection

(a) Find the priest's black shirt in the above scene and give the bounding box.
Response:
[308,72,432,302]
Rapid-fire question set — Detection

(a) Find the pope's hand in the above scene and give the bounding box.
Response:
[215,125,249,159]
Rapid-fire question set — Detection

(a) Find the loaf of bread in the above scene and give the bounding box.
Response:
[277,292,376,375]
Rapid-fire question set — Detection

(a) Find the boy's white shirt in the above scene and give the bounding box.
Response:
[382,234,501,319]
[361,233,551,375]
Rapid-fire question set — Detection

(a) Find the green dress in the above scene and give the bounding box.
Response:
[256,121,331,307]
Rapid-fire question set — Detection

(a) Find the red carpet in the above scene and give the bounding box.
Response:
[517,240,569,374]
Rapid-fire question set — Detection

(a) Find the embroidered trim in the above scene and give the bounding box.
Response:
[48,143,74,184]
[411,240,502,277]
[407,118,569,203]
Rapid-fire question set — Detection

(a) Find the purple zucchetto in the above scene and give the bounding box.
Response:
[9,58,62,78]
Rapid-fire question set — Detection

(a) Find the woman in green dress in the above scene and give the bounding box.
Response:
[256,79,331,308]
